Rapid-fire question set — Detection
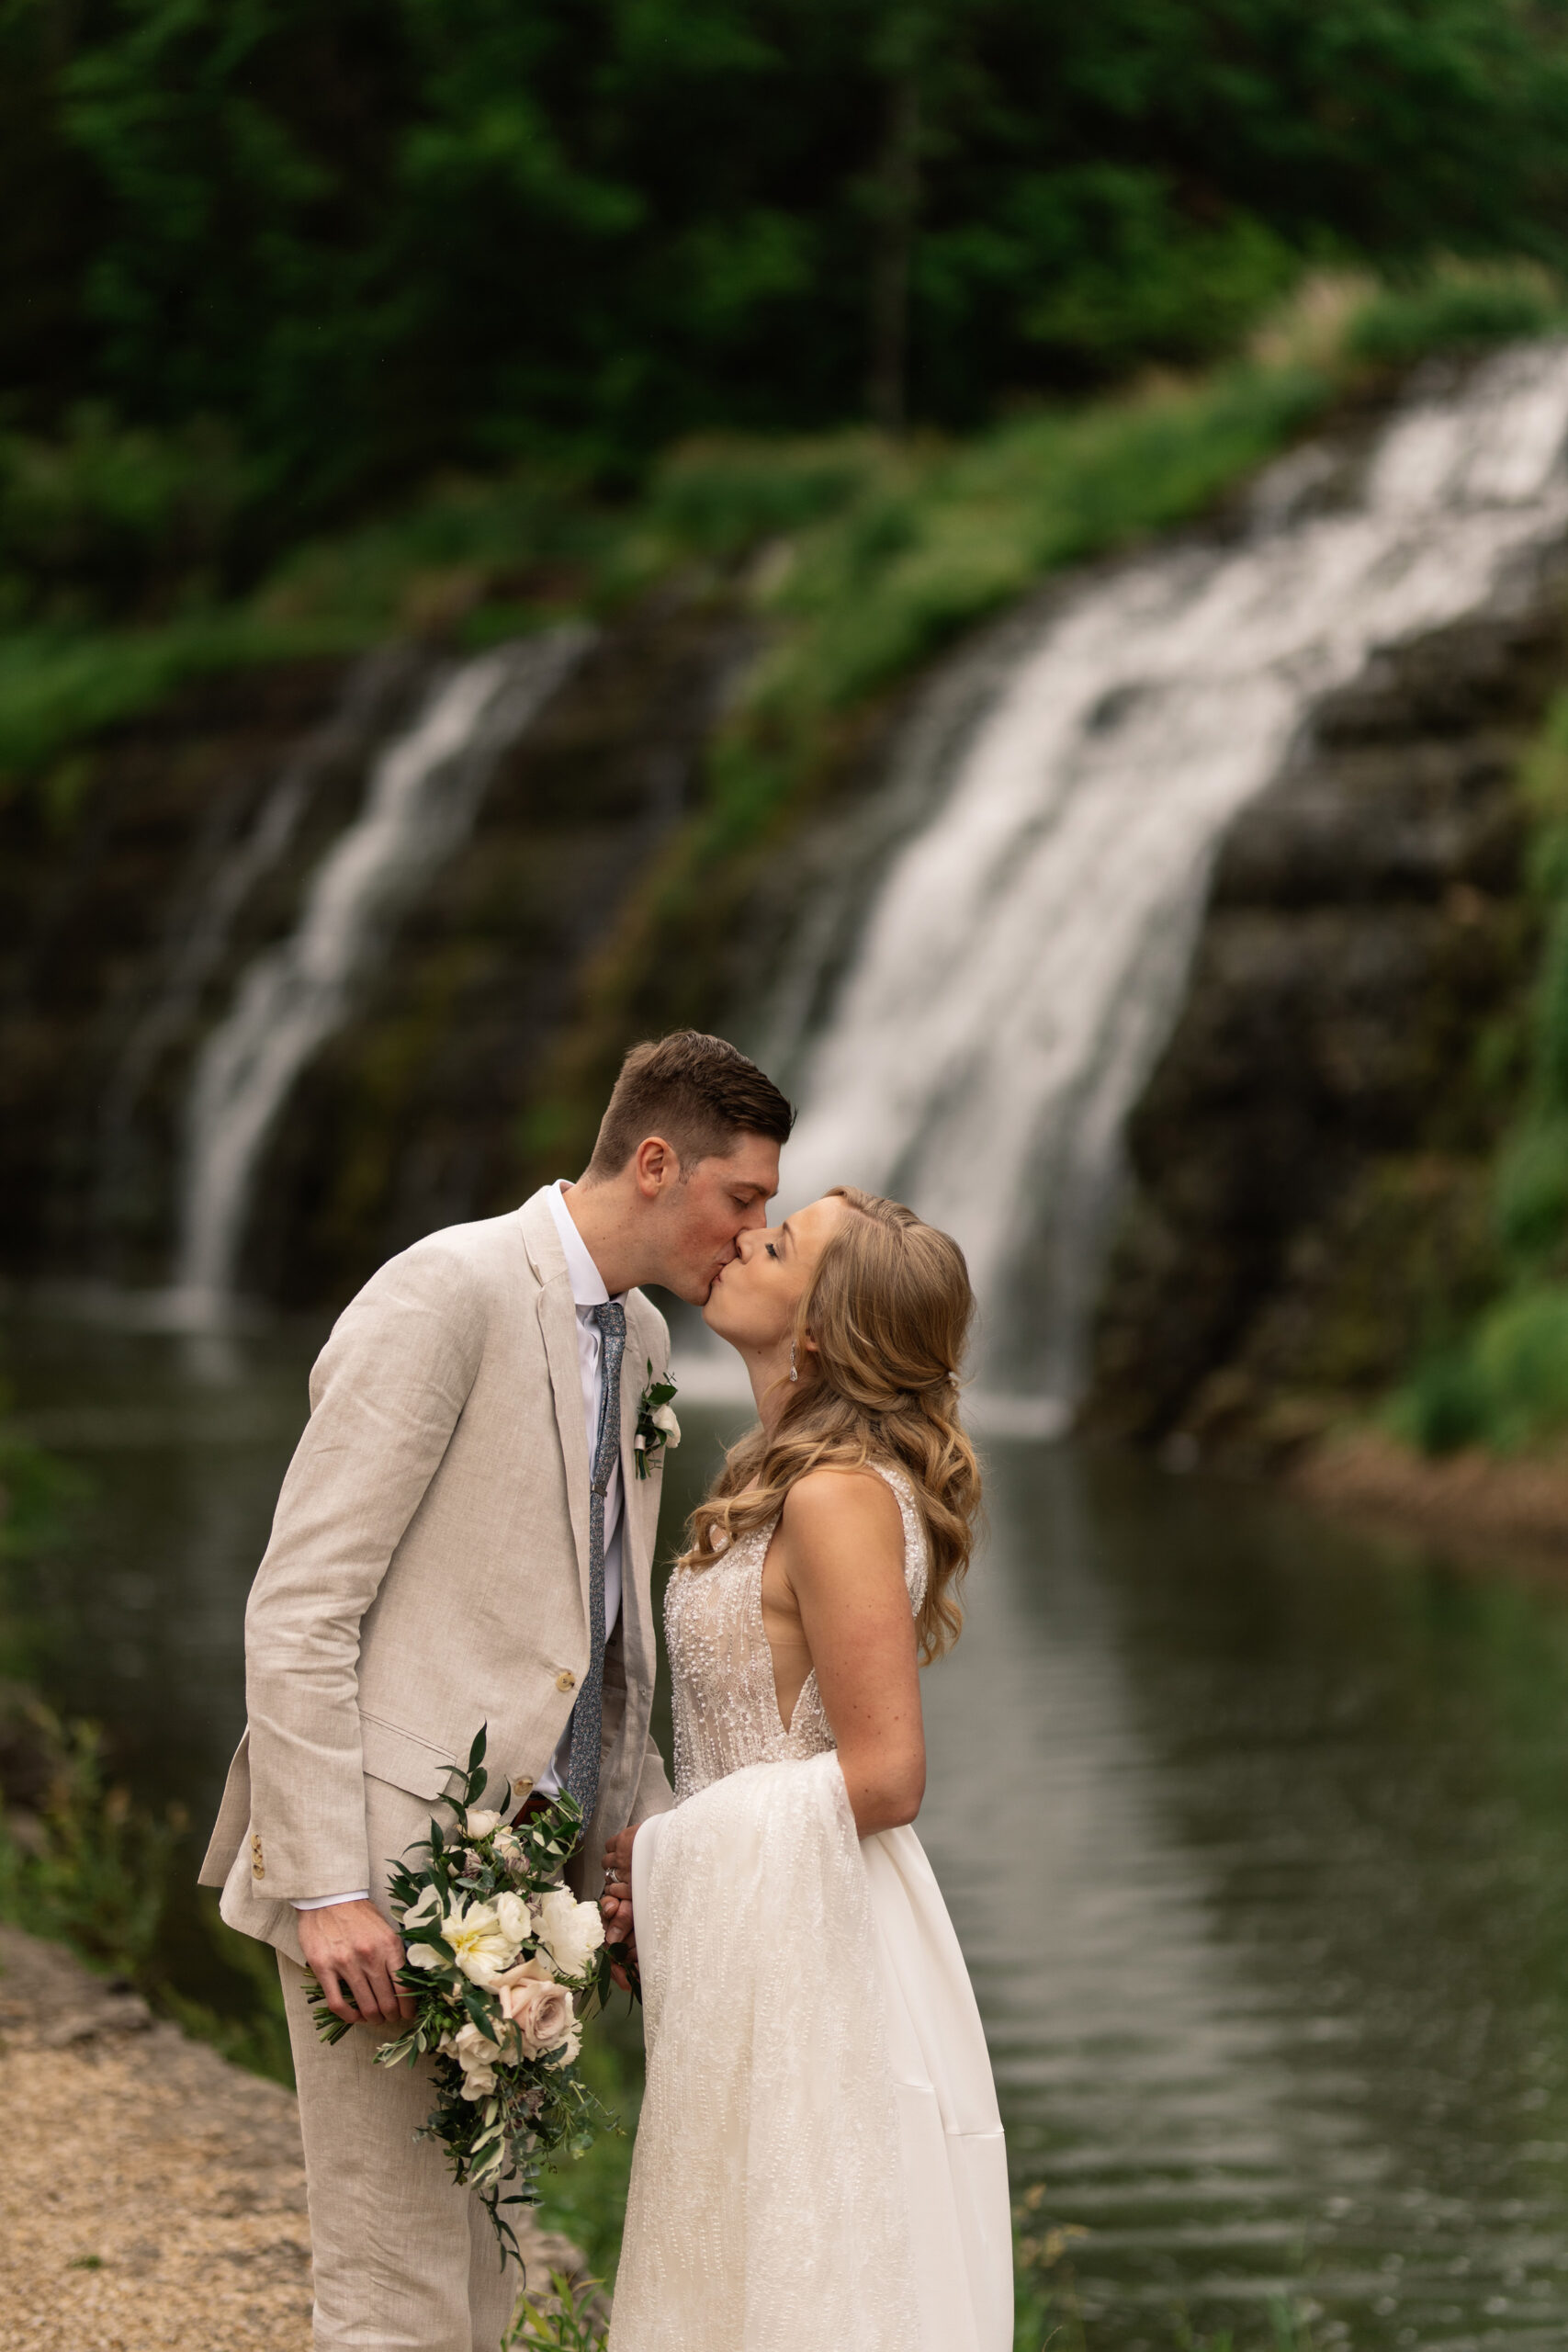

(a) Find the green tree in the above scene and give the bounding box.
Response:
[3,0,1568,524]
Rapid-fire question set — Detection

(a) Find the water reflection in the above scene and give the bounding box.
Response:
[7,1319,1568,2346]
[2,1312,320,1811]
[923,1442,1568,2348]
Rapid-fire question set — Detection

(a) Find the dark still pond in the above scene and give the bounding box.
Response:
[6,1306,1568,2350]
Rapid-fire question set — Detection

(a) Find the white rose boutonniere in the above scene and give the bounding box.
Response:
[634,1359,680,1481]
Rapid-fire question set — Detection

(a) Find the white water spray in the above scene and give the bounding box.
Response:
[174,628,591,1308]
[773,345,1568,1427]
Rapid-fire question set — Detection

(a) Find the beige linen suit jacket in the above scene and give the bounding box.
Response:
[200,1185,675,1962]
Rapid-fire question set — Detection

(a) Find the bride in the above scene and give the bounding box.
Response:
[600,1185,1012,2352]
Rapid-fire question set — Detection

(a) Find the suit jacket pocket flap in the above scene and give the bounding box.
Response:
[359,1712,462,1801]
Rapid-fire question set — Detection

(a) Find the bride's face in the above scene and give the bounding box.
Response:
[702,1194,850,1353]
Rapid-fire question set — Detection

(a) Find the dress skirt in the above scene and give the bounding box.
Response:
[861,1823,1013,2351]
[610,1753,1011,2352]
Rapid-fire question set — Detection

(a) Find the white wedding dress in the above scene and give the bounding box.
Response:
[610,1464,1012,2352]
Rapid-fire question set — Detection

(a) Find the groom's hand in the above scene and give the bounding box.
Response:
[297,1898,415,2027]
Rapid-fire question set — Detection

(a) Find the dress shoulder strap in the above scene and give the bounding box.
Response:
[866,1458,929,1607]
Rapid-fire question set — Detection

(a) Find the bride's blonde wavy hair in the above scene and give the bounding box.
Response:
[679,1186,982,1660]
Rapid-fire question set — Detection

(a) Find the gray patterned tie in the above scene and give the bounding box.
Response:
[565,1299,626,1831]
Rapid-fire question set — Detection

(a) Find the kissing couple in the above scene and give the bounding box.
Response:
[202,1029,1010,2351]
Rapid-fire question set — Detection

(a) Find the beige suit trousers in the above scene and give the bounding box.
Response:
[280,1955,520,2351]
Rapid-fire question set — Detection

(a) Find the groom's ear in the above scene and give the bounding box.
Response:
[632,1136,680,1197]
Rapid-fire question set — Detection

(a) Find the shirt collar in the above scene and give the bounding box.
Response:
[547,1180,620,1310]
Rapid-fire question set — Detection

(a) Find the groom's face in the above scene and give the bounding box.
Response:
[656,1131,781,1303]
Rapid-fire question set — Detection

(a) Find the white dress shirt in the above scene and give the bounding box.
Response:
[294,1179,626,1908]
[528,1180,626,1798]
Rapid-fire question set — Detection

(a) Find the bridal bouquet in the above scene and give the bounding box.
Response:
[306,1728,620,2255]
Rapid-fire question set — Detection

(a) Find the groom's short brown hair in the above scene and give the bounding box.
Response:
[587,1031,794,1179]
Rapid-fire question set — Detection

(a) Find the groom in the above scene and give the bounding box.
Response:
[199,1029,792,2351]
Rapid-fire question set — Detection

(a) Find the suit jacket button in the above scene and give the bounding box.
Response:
[557,1668,576,1692]
[249,1832,265,1881]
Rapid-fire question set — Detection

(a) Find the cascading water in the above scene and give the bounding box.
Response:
[771,343,1568,1430]
[174,627,591,1311]
[94,650,417,1258]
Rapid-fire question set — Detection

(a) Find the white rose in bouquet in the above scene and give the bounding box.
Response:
[440,1896,523,1988]
[496,1973,576,2058]
[464,1807,503,1839]
[490,1825,525,1870]
[533,1885,605,1982]
[492,1890,530,1947]
[448,2019,502,2100]
[401,1883,442,1932]
[402,1878,448,1969]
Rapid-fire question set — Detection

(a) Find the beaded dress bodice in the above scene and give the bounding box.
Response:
[665,1461,929,1805]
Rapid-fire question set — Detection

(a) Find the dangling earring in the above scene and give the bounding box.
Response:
[788,1340,799,1383]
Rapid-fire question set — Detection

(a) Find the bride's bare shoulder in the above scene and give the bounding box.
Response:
[779,1465,904,1555]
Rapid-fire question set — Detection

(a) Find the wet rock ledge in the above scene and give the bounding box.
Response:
[1083,574,1568,1472]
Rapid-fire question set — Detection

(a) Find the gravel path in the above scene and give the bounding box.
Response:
[0,1924,582,2350]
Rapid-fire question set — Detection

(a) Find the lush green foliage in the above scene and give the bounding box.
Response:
[6,333,1335,784]
[0,616,343,788]
[0,1401,84,1563]
[1392,690,1568,1456]
[1011,2189,1322,2352]
[0,404,254,624]
[0,1701,177,1975]
[504,2268,611,2351]
[6,0,1568,530]
[1344,266,1566,370]
[6,259,1561,791]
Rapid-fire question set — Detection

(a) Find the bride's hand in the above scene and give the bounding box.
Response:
[601,1824,640,1989]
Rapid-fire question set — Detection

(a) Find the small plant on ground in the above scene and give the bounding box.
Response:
[1013,2182,1325,2352]
[1014,2184,1089,2352]
[0,1687,296,2084]
[503,2267,608,2350]
[0,1700,180,1973]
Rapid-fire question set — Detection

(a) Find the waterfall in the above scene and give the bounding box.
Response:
[175,627,591,1308]
[773,343,1568,1430]
[95,650,417,1257]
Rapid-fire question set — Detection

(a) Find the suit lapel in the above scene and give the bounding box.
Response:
[520,1190,594,1621]
[537,1280,593,1618]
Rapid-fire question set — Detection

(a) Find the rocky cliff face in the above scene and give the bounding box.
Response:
[1083,572,1568,1467]
[1,650,420,1286]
